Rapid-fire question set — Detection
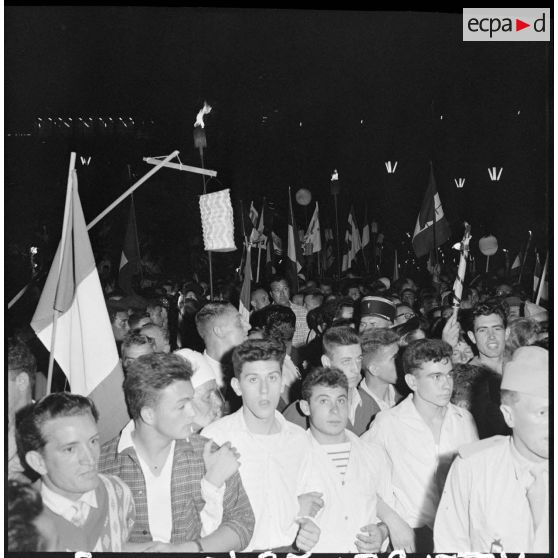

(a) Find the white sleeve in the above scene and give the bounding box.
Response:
[433,456,473,553]
[199,477,225,536]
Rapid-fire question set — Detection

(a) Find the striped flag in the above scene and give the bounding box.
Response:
[118,197,141,295]
[239,243,252,321]
[287,188,304,292]
[304,202,322,254]
[31,171,129,444]
[342,205,362,272]
[412,166,451,258]
[533,251,548,301]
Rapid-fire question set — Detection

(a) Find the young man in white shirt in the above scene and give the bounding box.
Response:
[362,338,478,552]
[298,366,403,553]
[202,337,320,552]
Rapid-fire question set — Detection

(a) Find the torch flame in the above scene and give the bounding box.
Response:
[194,102,212,128]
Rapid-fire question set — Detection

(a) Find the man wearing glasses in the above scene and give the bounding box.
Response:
[362,339,478,553]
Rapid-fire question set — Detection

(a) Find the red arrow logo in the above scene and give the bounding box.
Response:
[516,18,530,31]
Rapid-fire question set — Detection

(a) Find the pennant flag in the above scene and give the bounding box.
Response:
[272,231,283,255]
[510,252,521,278]
[393,249,399,282]
[250,200,267,248]
[287,188,304,292]
[31,171,129,444]
[342,205,362,272]
[412,166,451,258]
[118,197,141,295]
[304,202,322,255]
[532,251,548,300]
[249,201,258,227]
[239,243,252,321]
[323,227,335,271]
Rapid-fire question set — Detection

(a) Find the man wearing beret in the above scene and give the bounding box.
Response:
[434,346,549,553]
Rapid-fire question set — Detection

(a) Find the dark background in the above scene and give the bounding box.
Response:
[5,8,552,296]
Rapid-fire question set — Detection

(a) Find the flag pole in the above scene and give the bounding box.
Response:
[256,246,262,283]
[431,163,438,269]
[518,230,532,285]
[87,150,179,230]
[535,250,548,305]
[46,153,76,395]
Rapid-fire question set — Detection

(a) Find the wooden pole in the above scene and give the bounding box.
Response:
[87,150,179,230]
[46,153,76,395]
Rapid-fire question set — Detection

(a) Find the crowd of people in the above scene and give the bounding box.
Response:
[7,265,549,553]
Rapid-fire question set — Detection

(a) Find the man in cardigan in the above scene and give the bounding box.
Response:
[99,352,254,552]
[15,393,137,552]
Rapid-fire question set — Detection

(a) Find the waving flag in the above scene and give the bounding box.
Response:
[342,205,361,272]
[118,197,141,295]
[31,170,129,444]
[287,188,304,291]
[239,244,252,321]
[304,202,322,254]
[412,165,451,258]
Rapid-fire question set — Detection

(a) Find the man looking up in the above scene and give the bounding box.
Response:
[202,338,319,553]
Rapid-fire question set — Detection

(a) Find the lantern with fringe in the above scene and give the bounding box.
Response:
[199,189,236,252]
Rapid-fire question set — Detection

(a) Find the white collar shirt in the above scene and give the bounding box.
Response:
[203,350,225,388]
[201,408,311,551]
[361,393,478,529]
[41,482,98,527]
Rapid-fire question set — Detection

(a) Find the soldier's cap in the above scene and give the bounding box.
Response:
[501,345,548,398]
[360,296,396,323]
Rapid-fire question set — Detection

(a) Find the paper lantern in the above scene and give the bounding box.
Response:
[295,188,312,206]
[479,235,498,256]
[199,189,236,252]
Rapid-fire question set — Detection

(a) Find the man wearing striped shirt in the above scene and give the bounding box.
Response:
[297,367,412,553]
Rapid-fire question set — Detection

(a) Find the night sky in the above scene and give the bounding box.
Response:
[5,8,551,290]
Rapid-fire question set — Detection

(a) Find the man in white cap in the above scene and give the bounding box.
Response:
[434,346,549,553]
[359,297,397,332]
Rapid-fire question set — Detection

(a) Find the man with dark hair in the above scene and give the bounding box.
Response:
[8,479,58,551]
[99,353,254,552]
[284,326,375,435]
[466,300,509,375]
[359,328,403,424]
[15,392,136,551]
[303,289,324,312]
[269,275,311,347]
[435,346,549,552]
[195,302,250,389]
[107,303,131,350]
[362,339,478,552]
[8,337,39,479]
[297,367,414,552]
[121,332,155,372]
[128,312,152,331]
[255,303,301,407]
[202,339,319,552]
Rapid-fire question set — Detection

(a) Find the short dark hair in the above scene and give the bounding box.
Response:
[8,337,37,387]
[469,299,508,331]
[232,338,286,379]
[8,479,47,552]
[128,312,152,330]
[301,366,348,402]
[124,353,193,420]
[322,326,361,358]
[402,338,453,376]
[258,304,296,343]
[195,301,236,340]
[361,328,400,369]
[269,275,289,290]
[16,393,99,462]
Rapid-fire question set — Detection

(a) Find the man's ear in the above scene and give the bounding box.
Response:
[15,372,30,393]
[213,325,224,339]
[500,404,514,429]
[466,330,477,345]
[299,399,310,417]
[321,354,331,368]
[25,450,47,476]
[405,373,417,392]
[365,362,378,377]
[140,406,155,426]
[231,377,242,397]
